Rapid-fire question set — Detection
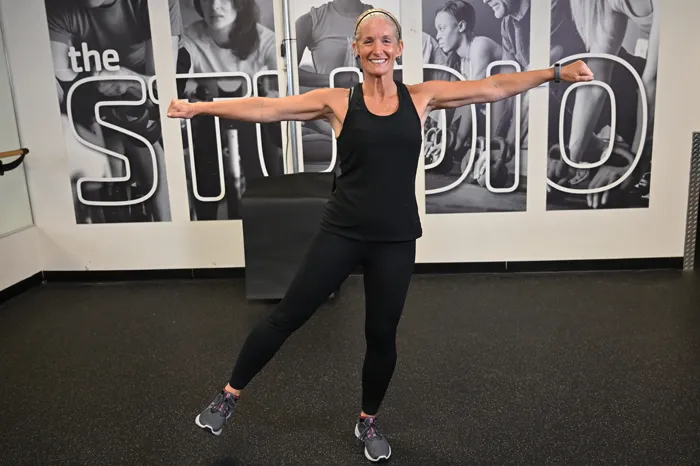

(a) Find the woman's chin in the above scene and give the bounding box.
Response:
[365,62,393,76]
[206,18,235,31]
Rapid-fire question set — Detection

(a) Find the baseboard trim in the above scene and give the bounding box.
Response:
[36,257,684,284]
[414,257,684,274]
[0,272,43,305]
[41,268,245,282]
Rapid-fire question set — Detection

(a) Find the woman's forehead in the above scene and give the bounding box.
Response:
[357,16,398,38]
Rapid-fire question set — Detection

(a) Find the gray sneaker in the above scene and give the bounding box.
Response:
[355,417,392,462]
[195,391,238,436]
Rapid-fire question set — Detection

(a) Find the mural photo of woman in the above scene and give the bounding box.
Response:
[293,0,374,173]
[421,0,527,214]
[176,0,284,221]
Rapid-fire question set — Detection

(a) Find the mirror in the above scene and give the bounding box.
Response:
[0,14,33,237]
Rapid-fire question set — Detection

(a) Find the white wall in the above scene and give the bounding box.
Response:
[0,227,40,290]
[0,7,38,291]
[0,157,33,239]
[0,9,33,239]
[0,0,697,273]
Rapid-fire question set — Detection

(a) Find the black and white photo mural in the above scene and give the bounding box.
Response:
[44,0,181,224]
[546,0,659,210]
[421,0,531,214]
[292,0,401,173]
[175,0,285,221]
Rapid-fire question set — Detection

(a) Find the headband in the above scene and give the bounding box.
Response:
[354,9,402,40]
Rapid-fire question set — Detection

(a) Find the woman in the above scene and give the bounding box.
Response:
[430,0,503,174]
[168,8,592,462]
[434,0,502,82]
[180,0,283,219]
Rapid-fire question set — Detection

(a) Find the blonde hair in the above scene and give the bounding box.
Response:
[353,8,402,42]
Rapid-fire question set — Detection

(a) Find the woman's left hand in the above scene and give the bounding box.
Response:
[561,60,594,83]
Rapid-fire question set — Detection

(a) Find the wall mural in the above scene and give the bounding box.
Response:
[41,0,660,225]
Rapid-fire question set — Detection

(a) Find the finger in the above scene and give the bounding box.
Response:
[601,189,609,206]
[592,193,599,209]
[587,193,592,207]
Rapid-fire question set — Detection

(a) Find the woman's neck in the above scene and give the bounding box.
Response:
[362,74,397,100]
[455,35,472,60]
[208,22,234,47]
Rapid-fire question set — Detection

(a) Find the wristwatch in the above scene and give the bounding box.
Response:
[554,63,561,83]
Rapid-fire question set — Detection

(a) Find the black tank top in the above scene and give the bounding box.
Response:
[320,81,423,242]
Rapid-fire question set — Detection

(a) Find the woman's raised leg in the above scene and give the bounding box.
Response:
[195,230,365,435]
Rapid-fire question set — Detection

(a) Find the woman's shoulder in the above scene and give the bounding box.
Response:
[183,19,208,38]
[256,23,275,38]
[471,35,501,53]
[297,85,350,103]
[256,23,277,48]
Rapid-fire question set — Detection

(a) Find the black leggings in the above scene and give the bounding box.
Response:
[229,229,416,415]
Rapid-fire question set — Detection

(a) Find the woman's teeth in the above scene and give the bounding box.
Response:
[370,59,387,64]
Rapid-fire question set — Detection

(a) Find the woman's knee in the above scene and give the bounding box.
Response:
[365,324,399,352]
[265,299,316,334]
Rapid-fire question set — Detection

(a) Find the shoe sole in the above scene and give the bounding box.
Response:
[195,414,222,436]
[354,424,391,462]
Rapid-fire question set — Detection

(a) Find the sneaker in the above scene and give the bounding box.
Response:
[355,417,392,462]
[195,391,238,436]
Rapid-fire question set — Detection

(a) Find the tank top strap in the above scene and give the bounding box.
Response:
[395,80,419,119]
[348,82,363,110]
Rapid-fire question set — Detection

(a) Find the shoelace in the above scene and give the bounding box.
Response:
[211,393,236,416]
[359,419,383,441]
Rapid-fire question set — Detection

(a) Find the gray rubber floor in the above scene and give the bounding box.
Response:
[0,270,699,465]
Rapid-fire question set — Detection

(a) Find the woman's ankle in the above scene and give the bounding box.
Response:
[224,384,242,397]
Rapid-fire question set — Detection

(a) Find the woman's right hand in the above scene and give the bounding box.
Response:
[167,99,198,119]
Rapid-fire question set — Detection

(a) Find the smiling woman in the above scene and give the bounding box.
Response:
[166,8,594,463]
[351,9,404,98]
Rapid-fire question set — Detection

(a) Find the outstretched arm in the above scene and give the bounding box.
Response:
[413,61,593,118]
[166,87,342,123]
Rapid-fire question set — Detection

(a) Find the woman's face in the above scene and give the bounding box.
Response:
[200,0,237,30]
[434,11,461,53]
[353,16,402,77]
